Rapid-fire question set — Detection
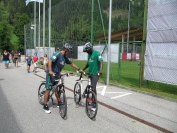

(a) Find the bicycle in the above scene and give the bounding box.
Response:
[38,73,73,118]
[74,72,98,119]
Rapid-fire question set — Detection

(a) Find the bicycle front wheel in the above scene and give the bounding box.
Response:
[58,86,67,118]
[85,88,98,119]
[38,83,46,105]
[74,82,81,104]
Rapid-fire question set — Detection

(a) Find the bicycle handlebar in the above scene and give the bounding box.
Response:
[52,73,73,81]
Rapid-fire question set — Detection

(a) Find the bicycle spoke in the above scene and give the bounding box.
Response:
[38,83,46,105]
[74,83,81,104]
[59,88,67,118]
[85,90,98,119]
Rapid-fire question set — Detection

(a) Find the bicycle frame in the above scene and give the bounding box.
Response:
[49,73,73,106]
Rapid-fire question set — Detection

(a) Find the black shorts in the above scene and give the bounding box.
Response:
[27,64,31,67]
[89,74,99,90]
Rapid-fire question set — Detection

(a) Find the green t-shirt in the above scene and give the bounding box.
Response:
[87,50,103,75]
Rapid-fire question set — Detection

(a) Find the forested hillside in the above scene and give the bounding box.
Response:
[0,0,144,52]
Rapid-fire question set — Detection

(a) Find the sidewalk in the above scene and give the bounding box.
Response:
[33,65,177,133]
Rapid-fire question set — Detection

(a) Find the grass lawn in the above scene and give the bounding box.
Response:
[63,60,177,100]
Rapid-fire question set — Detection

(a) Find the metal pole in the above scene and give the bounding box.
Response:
[127,0,132,53]
[118,35,124,82]
[24,25,26,56]
[91,0,94,44]
[139,0,148,87]
[48,0,51,58]
[97,0,108,55]
[43,0,45,49]
[38,1,41,54]
[34,1,36,51]
[106,0,112,85]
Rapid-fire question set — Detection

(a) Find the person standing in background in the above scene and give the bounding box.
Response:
[32,53,38,73]
[26,54,29,70]
[43,54,48,72]
[11,50,14,62]
[26,55,32,73]
[2,50,10,68]
[18,51,21,62]
[14,51,19,67]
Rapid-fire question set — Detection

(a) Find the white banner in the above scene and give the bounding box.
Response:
[144,0,177,85]
[77,44,119,63]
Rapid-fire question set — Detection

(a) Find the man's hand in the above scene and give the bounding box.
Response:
[98,71,102,75]
[78,69,84,73]
[49,70,54,76]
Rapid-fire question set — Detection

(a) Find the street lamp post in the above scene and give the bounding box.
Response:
[127,0,132,53]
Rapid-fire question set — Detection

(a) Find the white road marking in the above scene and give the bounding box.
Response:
[111,93,132,99]
[100,86,107,96]
[96,85,132,98]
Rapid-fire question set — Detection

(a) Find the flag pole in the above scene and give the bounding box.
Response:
[106,0,112,85]
[34,1,36,52]
[38,1,41,54]
[43,0,45,49]
[48,0,51,58]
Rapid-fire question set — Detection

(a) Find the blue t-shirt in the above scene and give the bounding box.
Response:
[26,58,32,65]
[50,52,72,73]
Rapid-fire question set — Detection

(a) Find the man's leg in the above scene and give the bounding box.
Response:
[91,75,99,96]
[44,90,50,105]
[43,74,51,114]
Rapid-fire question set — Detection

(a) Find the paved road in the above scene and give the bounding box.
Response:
[0,62,177,133]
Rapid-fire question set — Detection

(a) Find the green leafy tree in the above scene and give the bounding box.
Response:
[0,3,12,52]
[13,13,30,52]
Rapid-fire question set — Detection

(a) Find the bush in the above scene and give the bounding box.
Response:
[39,60,43,65]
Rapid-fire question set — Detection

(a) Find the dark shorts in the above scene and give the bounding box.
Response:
[27,64,31,67]
[13,58,18,63]
[89,74,99,90]
[45,73,59,90]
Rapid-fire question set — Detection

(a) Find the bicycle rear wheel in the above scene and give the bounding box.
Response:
[74,82,81,104]
[85,88,98,119]
[58,86,67,118]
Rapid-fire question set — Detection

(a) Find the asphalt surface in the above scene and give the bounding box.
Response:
[0,62,177,133]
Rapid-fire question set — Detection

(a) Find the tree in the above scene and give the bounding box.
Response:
[13,13,30,52]
[0,3,12,52]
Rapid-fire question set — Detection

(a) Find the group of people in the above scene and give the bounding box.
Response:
[2,50,21,68]
[25,53,48,73]
[43,42,103,114]
[1,42,103,115]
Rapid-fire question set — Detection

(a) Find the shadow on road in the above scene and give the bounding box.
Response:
[0,84,23,133]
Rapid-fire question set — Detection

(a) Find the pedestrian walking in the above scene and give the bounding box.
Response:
[26,55,32,73]
[2,50,10,69]
[18,51,21,62]
[14,51,19,67]
[43,54,48,72]
[11,50,14,62]
[32,53,38,73]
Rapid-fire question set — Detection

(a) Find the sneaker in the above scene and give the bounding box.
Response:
[28,70,30,73]
[43,105,51,114]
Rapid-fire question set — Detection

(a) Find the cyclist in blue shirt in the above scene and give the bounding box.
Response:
[43,43,81,114]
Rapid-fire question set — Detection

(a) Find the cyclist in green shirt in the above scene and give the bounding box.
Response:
[82,42,103,96]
